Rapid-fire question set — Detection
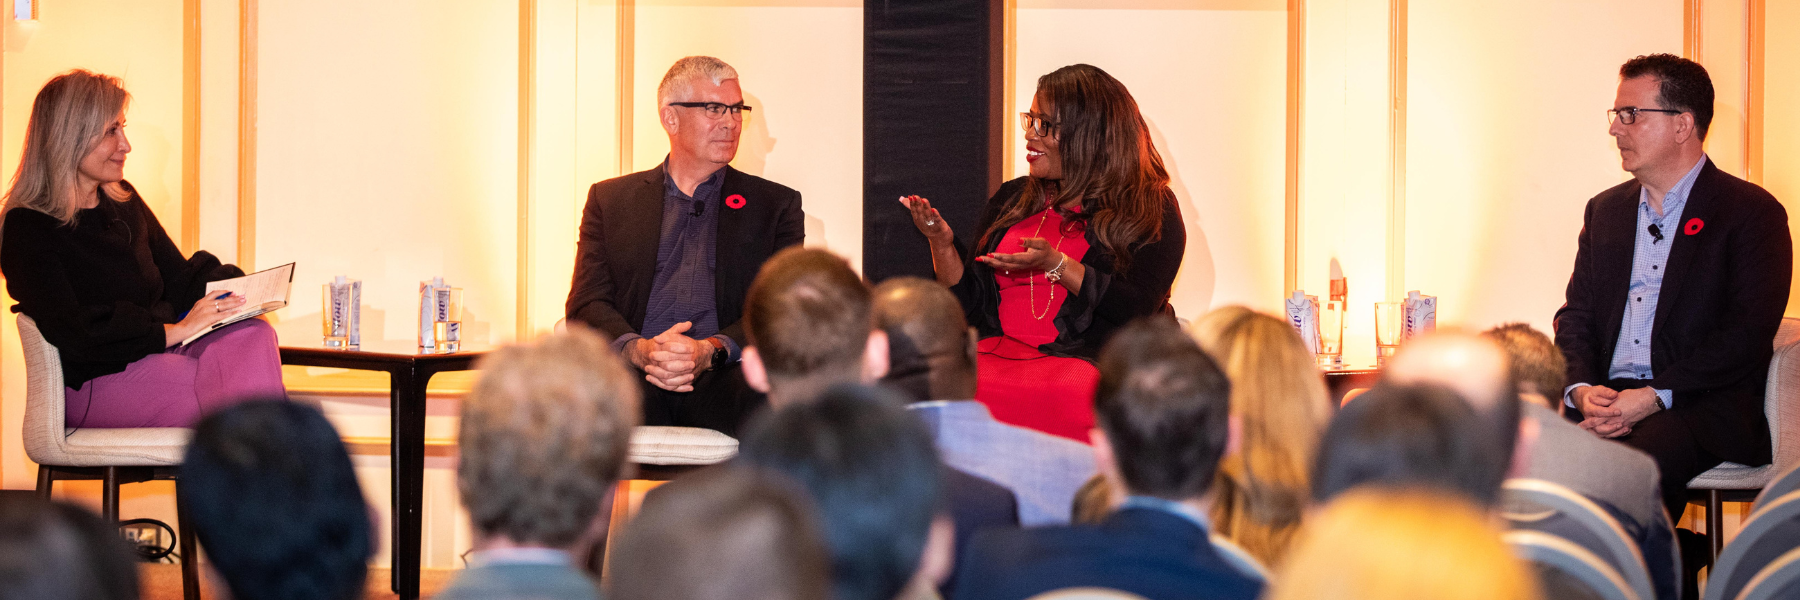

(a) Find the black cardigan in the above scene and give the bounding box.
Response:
[1,182,241,386]
[950,177,1186,361]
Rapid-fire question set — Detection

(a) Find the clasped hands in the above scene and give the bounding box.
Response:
[1572,385,1663,438]
[625,321,715,393]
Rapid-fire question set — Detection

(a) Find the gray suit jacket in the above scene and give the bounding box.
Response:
[433,562,600,600]
[1522,401,1664,526]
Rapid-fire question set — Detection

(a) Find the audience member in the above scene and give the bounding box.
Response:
[0,497,138,600]
[1380,331,1522,502]
[735,385,955,600]
[1484,323,1677,600]
[437,328,641,600]
[874,276,1096,526]
[1188,306,1331,566]
[1068,474,1116,525]
[1268,487,1541,600]
[953,319,1262,600]
[1312,384,1498,505]
[610,466,830,600]
[180,400,373,600]
[742,247,1021,594]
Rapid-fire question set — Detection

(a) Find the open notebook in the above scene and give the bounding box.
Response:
[180,262,295,346]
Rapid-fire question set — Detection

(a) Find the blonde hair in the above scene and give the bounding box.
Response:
[1188,306,1331,567]
[2,70,131,228]
[458,326,642,546]
[1268,487,1540,600]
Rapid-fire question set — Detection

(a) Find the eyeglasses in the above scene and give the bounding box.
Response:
[668,101,754,120]
[1019,112,1059,138]
[1607,107,1682,125]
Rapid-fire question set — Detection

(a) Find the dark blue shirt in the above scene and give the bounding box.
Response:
[609,160,738,362]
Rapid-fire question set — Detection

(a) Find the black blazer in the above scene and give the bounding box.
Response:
[951,177,1185,360]
[1,181,240,386]
[951,507,1263,600]
[1554,159,1792,463]
[566,164,804,350]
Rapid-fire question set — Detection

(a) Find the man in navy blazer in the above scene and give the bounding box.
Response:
[952,320,1263,600]
[1554,54,1792,525]
[566,56,804,436]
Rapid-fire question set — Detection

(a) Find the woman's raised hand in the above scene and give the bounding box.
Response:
[978,237,1063,273]
[900,195,954,244]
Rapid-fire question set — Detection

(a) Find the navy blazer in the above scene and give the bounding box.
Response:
[951,507,1263,600]
[1554,159,1792,463]
[943,468,1020,598]
[565,164,805,349]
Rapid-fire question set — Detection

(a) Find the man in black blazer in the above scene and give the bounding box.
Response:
[1555,54,1792,526]
[952,320,1261,600]
[567,56,803,435]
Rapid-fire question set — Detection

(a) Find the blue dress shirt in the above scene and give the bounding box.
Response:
[909,400,1097,526]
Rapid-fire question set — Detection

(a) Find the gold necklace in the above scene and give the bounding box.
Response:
[1028,206,1069,320]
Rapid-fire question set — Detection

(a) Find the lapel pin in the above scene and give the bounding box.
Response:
[725,194,747,210]
[1684,218,1704,236]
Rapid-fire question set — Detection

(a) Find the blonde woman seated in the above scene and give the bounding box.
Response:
[1188,307,1331,567]
[1268,487,1540,600]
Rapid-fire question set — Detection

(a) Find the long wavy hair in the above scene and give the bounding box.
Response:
[1189,306,1332,567]
[2,70,132,230]
[977,64,1170,274]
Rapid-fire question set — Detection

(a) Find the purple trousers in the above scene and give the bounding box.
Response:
[64,318,287,428]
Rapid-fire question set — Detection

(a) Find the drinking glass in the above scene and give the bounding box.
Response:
[322,285,350,348]
[1318,299,1346,368]
[1375,301,1404,367]
[433,288,464,353]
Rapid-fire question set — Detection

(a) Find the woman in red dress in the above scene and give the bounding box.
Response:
[901,64,1185,442]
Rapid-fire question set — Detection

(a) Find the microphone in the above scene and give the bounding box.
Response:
[1648,224,1663,243]
[693,200,705,217]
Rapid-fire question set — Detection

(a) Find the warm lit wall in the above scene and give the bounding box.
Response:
[1404,0,1682,334]
[1015,0,1289,323]
[1769,0,1800,315]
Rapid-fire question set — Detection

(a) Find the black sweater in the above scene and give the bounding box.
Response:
[1,182,242,386]
[950,177,1186,361]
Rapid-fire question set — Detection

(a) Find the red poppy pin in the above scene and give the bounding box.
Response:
[1684,217,1704,236]
[725,194,747,210]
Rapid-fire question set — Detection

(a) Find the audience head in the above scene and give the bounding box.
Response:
[180,400,373,600]
[1189,306,1332,561]
[1269,487,1540,600]
[1312,384,1505,507]
[0,497,138,600]
[4,69,132,226]
[742,247,886,407]
[735,384,951,600]
[1093,317,1233,502]
[872,276,975,402]
[657,56,744,167]
[989,63,1169,275]
[459,327,641,549]
[1382,331,1522,492]
[611,467,831,600]
[1481,323,1568,408]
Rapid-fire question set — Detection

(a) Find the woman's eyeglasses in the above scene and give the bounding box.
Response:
[1019,112,1059,138]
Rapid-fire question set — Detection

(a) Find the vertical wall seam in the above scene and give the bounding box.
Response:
[181,0,202,254]
[1284,0,1304,296]
[1747,0,1764,184]
[237,0,257,270]
[1386,0,1406,301]
[518,0,537,338]
[617,1,635,175]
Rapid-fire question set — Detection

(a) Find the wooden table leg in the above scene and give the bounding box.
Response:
[390,366,425,600]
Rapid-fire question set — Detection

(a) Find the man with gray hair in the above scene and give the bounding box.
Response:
[567,55,804,436]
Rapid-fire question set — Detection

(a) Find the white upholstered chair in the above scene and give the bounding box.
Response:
[1686,317,1800,559]
[18,314,199,600]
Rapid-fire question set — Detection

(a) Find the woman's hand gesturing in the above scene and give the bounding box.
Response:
[900,195,954,244]
[978,237,1063,273]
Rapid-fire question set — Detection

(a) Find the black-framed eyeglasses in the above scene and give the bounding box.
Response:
[668,101,754,119]
[1608,107,1682,125]
[1020,112,1059,138]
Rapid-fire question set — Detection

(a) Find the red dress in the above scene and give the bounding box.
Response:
[973,202,1100,443]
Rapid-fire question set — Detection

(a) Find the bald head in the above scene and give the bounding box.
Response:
[1385,332,1513,413]
[871,278,976,402]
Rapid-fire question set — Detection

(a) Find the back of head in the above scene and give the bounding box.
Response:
[1481,323,1567,401]
[611,467,830,600]
[735,384,944,600]
[4,69,131,225]
[1095,317,1232,500]
[1269,487,1539,600]
[180,400,371,600]
[1382,332,1520,497]
[872,277,974,401]
[744,247,873,396]
[0,498,138,600]
[1620,53,1714,141]
[459,327,641,547]
[1312,384,1505,507]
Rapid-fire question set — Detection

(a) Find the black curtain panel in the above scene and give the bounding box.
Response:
[863,0,1005,283]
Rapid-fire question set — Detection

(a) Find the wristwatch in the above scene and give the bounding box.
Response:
[705,337,729,371]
